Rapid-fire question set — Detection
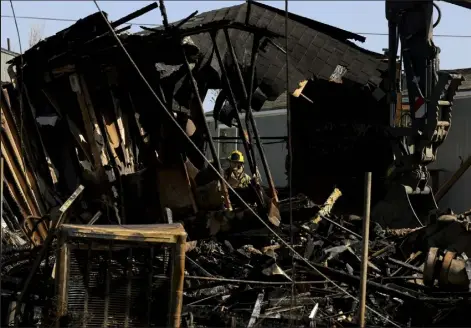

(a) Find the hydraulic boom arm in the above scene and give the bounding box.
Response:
[385,0,465,170]
[372,1,467,228]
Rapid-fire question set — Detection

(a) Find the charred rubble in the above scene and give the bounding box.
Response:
[1,1,470,327]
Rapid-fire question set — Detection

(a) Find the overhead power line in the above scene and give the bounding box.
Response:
[358,32,470,38]
[2,14,471,38]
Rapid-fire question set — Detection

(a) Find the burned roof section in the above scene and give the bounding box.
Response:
[134,1,387,114]
[208,2,386,90]
[7,1,388,120]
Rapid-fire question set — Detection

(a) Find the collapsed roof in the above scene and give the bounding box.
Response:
[11,1,388,118]
[145,1,388,121]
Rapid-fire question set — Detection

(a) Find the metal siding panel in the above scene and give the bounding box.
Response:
[429,95,471,212]
[207,121,216,137]
[218,126,237,160]
[206,121,216,160]
[237,114,288,187]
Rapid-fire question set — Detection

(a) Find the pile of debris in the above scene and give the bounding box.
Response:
[181,195,471,327]
[1,1,470,327]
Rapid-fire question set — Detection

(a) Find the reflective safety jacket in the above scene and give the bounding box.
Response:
[224,168,251,188]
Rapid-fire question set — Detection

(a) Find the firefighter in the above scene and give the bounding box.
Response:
[224,150,252,188]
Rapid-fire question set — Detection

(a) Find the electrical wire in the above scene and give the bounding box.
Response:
[2,15,471,38]
[88,1,400,326]
[8,1,25,177]
[185,275,329,285]
[214,140,286,145]
[357,32,469,38]
[433,2,442,28]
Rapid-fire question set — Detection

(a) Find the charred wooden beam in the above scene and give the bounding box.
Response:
[110,2,159,29]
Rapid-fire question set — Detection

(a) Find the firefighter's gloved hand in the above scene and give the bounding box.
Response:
[253,174,261,185]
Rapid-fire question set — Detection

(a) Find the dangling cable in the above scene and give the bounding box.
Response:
[9,0,25,175]
[433,2,442,28]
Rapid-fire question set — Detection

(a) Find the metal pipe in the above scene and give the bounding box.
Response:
[209,31,256,176]
[359,172,372,328]
[223,28,257,171]
[213,136,287,140]
[246,36,279,199]
[226,30,278,201]
[318,215,362,240]
[179,42,232,210]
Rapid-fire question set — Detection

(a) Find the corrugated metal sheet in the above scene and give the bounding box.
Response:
[1,48,17,82]
[428,93,471,213]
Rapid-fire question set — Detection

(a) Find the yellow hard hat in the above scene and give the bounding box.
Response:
[228,150,244,163]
